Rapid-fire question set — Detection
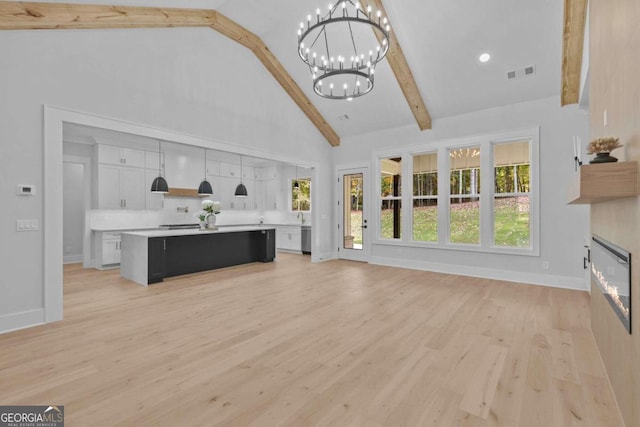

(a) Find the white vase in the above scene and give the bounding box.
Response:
[199,222,206,230]
[206,214,217,229]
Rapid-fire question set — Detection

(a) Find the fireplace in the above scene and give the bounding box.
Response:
[591,235,631,333]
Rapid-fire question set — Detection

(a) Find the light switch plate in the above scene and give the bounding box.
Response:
[16,219,39,231]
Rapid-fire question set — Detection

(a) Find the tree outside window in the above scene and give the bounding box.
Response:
[291,178,311,211]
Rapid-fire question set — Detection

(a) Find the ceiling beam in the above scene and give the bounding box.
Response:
[0,2,340,146]
[360,0,432,130]
[561,0,588,106]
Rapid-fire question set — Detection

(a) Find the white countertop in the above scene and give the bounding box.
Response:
[92,226,163,232]
[122,225,276,238]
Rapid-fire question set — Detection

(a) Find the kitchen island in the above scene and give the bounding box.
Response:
[120,226,276,286]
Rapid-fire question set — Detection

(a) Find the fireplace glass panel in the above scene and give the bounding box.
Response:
[591,235,631,333]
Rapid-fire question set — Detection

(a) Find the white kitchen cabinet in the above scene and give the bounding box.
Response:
[263,166,278,179]
[219,176,258,210]
[235,180,255,210]
[242,166,255,180]
[98,144,145,168]
[204,175,221,202]
[219,162,241,178]
[276,226,301,252]
[219,176,240,210]
[145,169,164,210]
[98,165,146,210]
[206,159,220,176]
[145,151,164,171]
[97,232,122,267]
[264,179,278,210]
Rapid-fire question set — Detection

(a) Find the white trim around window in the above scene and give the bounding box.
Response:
[372,127,540,256]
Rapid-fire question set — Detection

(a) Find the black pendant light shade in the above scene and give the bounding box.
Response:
[151,176,169,193]
[234,182,248,197]
[293,165,300,189]
[198,148,213,196]
[235,155,248,197]
[151,139,169,193]
[198,179,213,196]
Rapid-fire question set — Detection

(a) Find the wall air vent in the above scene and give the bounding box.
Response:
[507,65,536,80]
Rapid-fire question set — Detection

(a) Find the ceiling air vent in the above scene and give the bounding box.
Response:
[507,65,536,81]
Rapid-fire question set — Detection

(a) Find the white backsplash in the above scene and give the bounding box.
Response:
[90,198,311,230]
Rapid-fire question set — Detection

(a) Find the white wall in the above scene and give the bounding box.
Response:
[333,97,591,289]
[0,27,334,332]
[63,162,85,263]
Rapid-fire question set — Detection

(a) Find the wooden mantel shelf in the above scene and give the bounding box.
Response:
[568,161,639,204]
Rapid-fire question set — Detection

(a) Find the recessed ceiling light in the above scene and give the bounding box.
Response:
[479,53,491,63]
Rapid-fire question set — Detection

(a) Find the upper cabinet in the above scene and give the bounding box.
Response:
[96,144,161,210]
[220,162,241,178]
[98,164,145,209]
[97,144,145,168]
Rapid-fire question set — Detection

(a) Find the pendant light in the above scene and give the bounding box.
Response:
[293,165,300,189]
[150,140,169,193]
[234,155,248,197]
[198,148,213,196]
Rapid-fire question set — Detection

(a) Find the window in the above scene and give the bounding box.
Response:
[291,178,311,211]
[493,140,530,248]
[412,152,438,242]
[374,128,538,255]
[449,146,481,245]
[380,157,401,239]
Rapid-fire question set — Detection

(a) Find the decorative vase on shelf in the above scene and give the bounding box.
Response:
[199,222,206,230]
[590,152,618,164]
[206,214,217,229]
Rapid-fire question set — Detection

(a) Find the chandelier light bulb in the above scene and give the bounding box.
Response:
[386,25,390,31]
[298,0,391,100]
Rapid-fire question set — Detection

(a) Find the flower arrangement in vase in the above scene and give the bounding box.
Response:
[587,137,623,164]
[201,200,221,229]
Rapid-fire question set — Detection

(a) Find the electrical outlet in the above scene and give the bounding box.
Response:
[542,261,550,270]
[604,108,607,127]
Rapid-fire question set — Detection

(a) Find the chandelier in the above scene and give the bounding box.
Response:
[297,1,391,100]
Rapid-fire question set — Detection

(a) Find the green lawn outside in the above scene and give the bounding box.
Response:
[355,196,530,247]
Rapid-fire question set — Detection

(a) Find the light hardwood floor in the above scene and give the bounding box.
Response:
[0,254,622,426]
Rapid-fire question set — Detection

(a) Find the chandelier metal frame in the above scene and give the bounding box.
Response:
[297,1,391,100]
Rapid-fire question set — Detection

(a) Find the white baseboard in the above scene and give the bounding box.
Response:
[0,308,46,334]
[312,252,337,263]
[369,256,587,291]
[64,254,83,264]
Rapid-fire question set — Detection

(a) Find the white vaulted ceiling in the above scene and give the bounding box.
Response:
[30,0,565,140]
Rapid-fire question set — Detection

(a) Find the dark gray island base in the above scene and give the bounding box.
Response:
[120,226,276,286]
